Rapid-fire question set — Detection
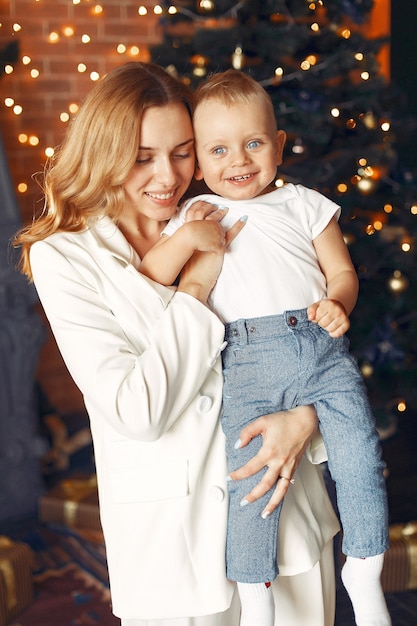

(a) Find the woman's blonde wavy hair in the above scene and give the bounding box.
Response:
[14,62,194,280]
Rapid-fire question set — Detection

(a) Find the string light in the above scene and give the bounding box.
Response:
[0,0,410,244]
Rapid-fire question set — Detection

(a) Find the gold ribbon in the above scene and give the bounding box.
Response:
[60,475,97,527]
[389,522,417,589]
[0,536,18,610]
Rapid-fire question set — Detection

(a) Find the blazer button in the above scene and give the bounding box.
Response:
[209,486,225,502]
[197,396,213,413]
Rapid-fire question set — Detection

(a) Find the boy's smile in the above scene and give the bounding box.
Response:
[193,95,286,201]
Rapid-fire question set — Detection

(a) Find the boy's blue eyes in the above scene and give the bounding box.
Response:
[212,140,261,155]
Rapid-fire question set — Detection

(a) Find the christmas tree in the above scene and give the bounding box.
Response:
[150,0,417,433]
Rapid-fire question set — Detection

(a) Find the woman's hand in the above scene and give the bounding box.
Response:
[228,405,318,518]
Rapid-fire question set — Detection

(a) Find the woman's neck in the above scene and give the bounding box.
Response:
[117,214,166,259]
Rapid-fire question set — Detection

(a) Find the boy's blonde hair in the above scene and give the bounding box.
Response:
[14,62,194,279]
[195,69,277,132]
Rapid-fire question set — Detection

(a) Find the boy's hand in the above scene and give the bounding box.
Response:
[185,200,228,223]
[307,298,350,337]
[182,220,227,253]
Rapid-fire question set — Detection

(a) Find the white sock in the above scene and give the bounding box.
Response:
[237,581,275,626]
[341,554,391,625]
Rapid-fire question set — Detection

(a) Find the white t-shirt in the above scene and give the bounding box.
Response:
[163,184,341,323]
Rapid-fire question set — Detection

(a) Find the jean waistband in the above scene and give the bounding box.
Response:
[224,309,310,345]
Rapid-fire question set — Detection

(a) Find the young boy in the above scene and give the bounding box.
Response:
[140,70,391,626]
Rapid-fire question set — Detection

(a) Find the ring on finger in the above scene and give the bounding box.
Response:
[279,475,295,485]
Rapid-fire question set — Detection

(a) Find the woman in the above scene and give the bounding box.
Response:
[15,62,339,625]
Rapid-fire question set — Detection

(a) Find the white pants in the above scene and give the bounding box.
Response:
[121,540,335,626]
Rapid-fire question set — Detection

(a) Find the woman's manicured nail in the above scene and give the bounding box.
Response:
[240,215,248,222]
[261,510,270,519]
[240,499,249,507]
[234,438,241,449]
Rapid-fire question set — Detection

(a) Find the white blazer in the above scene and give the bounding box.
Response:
[30,217,339,621]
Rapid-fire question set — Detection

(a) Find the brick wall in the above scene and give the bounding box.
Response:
[0,0,162,413]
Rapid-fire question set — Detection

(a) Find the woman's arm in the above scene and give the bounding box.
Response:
[30,240,227,441]
[30,217,245,442]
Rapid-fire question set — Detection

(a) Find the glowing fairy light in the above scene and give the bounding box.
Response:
[63,26,75,37]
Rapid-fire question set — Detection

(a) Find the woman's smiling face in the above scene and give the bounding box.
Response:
[123,102,195,224]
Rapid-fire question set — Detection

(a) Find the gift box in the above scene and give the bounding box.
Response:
[381,521,417,593]
[0,536,34,626]
[39,474,102,532]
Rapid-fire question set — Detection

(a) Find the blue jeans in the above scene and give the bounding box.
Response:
[221,309,389,584]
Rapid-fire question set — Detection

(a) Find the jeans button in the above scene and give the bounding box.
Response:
[288,316,298,327]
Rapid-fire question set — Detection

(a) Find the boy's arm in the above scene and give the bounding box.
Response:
[140,232,193,286]
[309,216,359,337]
[140,219,229,286]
